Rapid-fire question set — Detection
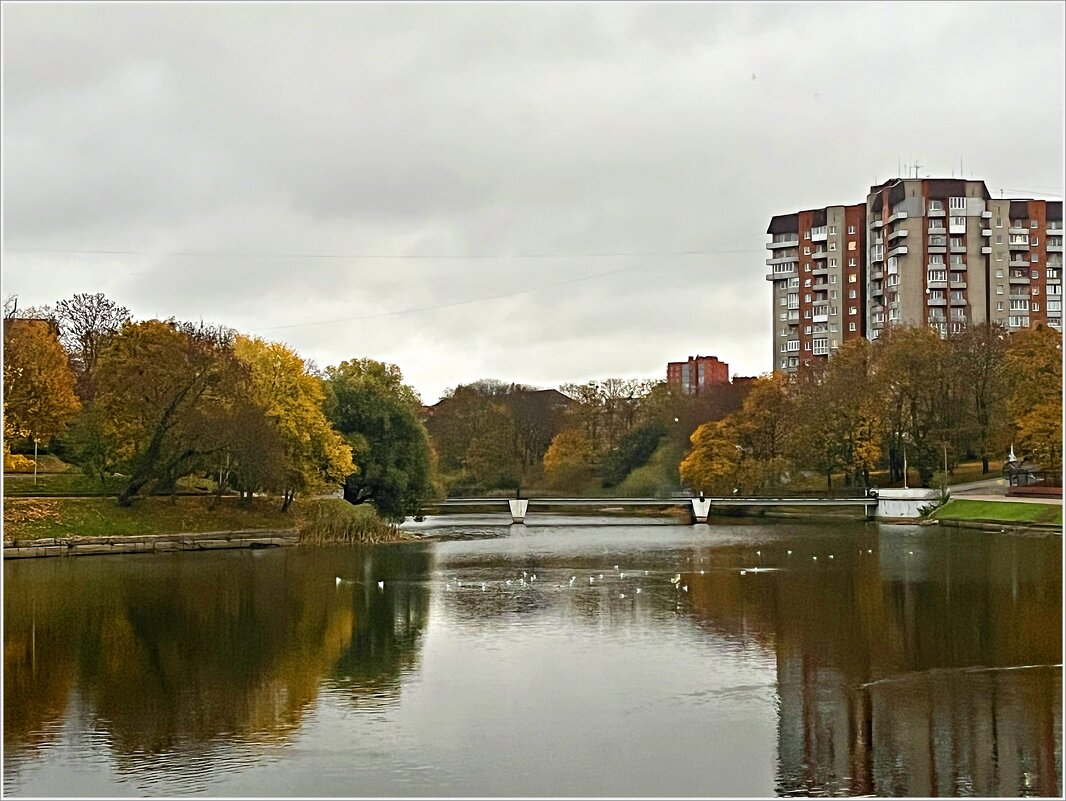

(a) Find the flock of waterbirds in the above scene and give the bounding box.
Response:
[334,546,884,598]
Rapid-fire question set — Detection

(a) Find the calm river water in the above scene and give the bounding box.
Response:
[3,515,1062,797]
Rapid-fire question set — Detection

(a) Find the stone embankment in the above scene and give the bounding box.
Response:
[3,529,299,559]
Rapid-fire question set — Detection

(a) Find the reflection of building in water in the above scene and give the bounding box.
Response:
[679,535,1062,797]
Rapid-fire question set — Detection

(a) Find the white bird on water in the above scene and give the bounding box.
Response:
[569,576,576,587]
[377,581,385,590]
[336,576,343,586]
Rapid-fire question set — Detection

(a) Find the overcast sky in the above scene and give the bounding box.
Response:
[3,2,1064,403]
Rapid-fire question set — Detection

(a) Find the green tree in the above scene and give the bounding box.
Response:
[325,359,437,521]
[601,421,667,488]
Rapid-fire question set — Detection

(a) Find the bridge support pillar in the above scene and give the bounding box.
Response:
[690,498,712,523]
[508,499,529,524]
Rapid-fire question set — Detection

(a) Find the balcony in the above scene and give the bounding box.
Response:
[981,228,992,237]
[1009,257,1032,268]
[766,254,799,266]
[872,236,884,247]
[928,225,947,235]
[887,245,909,259]
[927,280,947,290]
[950,279,968,289]
[927,297,947,306]
[927,207,946,218]
[767,236,800,250]
[950,242,967,253]
[1008,239,1030,250]
[871,219,884,229]
[887,210,908,224]
[1009,226,1029,235]
[1009,273,1031,284]
[982,246,992,254]
[1048,241,1063,253]
[811,227,828,242]
[950,297,968,306]
[887,229,909,242]
[811,250,829,260]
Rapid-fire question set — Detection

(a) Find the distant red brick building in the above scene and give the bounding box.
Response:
[666,355,729,395]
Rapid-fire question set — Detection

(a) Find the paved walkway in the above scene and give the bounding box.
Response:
[948,492,1062,505]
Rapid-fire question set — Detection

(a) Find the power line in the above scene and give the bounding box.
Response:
[1,245,761,261]
[251,258,729,332]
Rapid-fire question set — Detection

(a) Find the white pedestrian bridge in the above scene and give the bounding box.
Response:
[423,494,884,524]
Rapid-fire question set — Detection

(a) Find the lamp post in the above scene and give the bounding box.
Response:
[33,437,39,486]
[901,432,909,489]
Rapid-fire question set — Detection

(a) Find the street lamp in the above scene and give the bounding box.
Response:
[901,432,909,489]
[33,437,39,486]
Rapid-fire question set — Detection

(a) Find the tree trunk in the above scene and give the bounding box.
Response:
[281,490,294,512]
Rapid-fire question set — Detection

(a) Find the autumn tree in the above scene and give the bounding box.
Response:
[1003,325,1063,466]
[229,336,354,510]
[601,421,667,487]
[2,318,81,448]
[542,428,596,492]
[86,320,241,505]
[325,359,438,521]
[679,418,749,495]
[952,324,1011,473]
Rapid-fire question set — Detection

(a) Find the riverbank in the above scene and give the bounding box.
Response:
[928,498,1062,534]
[2,496,407,557]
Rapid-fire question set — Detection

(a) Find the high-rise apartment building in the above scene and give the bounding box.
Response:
[666,354,729,395]
[765,204,867,372]
[767,178,1062,373]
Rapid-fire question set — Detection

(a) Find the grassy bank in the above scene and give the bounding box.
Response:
[931,499,1062,526]
[3,495,403,544]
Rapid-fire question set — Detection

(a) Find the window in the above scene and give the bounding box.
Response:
[1049,284,1062,295]
[996,235,1003,244]
[830,290,838,300]
[803,246,810,255]
[804,293,812,303]
[849,322,857,331]
[829,225,837,235]
[950,255,965,266]
[829,242,837,251]
[1033,287,1041,296]
[804,230,811,240]
[929,199,944,211]
[787,293,799,309]
[1048,300,1062,312]
[1032,253,1039,262]
[829,258,837,268]
[996,217,1003,228]
[1032,219,1039,229]
[849,289,857,299]
[804,341,812,351]
[804,263,811,272]
[996,301,1004,311]
[950,216,966,227]
[1031,236,1039,245]
[848,241,856,251]
[788,277,800,288]
[997,286,1004,294]
[848,257,856,266]
[1034,303,1041,312]
[949,197,966,209]
[848,306,858,315]
[929,254,945,265]
[848,225,856,235]
[830,275,837,284]
[996,270,1004,278]
[804,278,812,287]
[804,325,812,334]
[928,270,947,282]
[804,310,811,319]
[849,273,857,282]
[1010,299,1029,311]
[1032,270,1040,279]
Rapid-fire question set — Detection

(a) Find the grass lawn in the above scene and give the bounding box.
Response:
[932,499,1062,526]
[2,495,400,544]
[3,495,298,540]
[3,472,128,497]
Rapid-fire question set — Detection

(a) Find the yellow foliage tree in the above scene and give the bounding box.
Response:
[2,318,81,447]
[1004,325,1063,465]
[232,336,354,510]
[542,427,596,492]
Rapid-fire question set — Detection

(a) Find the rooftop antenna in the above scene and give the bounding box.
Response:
[913,162,921,180]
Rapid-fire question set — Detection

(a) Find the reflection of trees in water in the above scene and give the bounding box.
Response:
[3,545,433,769]
[328,544,431,708]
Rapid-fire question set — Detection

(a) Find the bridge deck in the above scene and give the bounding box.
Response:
[428,496,875,508]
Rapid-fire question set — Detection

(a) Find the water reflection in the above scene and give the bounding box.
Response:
[3,520,1062,797]
[4,547,431,791]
